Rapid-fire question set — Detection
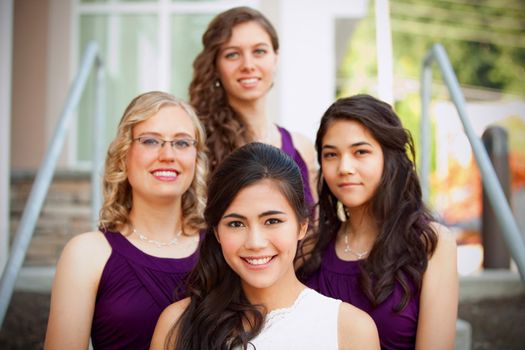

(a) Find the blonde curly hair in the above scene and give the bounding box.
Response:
[99,91,208,234]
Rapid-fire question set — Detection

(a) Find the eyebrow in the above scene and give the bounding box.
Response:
[221,43,271,51]
[136,131,194,139]
[322,141,373,150]
[222,210,286,220]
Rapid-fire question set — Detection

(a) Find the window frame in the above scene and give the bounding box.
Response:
[72,0,259,168]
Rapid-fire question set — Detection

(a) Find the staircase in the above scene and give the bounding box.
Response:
[10,170,92,268]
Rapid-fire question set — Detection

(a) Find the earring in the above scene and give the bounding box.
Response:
[336,200,348,222]
[214,80,221,88]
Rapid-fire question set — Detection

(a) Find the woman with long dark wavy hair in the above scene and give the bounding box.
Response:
[189,6,316,206]
[150,143,379,350]
[297,95,458,350]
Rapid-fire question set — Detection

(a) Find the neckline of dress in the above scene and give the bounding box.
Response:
[114,230,200,262]
[264,288,311,327]
[331,237,364,264]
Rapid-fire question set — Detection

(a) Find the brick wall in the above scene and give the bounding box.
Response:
[10,171,93,267]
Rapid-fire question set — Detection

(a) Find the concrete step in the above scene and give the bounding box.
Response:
[456,270,524,350]
[10,171,92,267]
[456,319,472,350]
[460,269,524,301]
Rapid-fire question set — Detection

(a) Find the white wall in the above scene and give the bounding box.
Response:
[48,0,74,168]
[276,0,367,141]
[0,0,14,273]
[259,0,280,124]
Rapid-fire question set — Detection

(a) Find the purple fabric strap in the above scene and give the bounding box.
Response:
[277,126,314,207]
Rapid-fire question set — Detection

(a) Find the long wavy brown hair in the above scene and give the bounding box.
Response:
[189,6,279,171]
[297,94,438,311]
[99,91,208,234]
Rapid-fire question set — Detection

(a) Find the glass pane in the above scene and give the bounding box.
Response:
[170,13,214,100]
[78,14,158,163]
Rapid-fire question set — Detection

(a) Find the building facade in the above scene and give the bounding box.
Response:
[2,0,368,276]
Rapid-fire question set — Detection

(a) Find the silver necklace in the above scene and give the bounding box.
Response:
[131,224,182,248]
[343,226,369,259]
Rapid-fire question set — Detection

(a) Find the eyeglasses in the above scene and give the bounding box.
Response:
[133,136,197,151]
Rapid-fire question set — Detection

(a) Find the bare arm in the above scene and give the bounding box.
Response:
[415,224,458,350]
[338,302,380,350]
[150,298,190,350]
[44,231,111,350]
[291,131,318,202]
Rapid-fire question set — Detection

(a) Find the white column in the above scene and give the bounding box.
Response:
[375,0,394,105]
[0,0,14,274]
[276,0,367,141]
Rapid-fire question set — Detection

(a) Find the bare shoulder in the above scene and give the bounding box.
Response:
[430,222,457,258]
[57,230,111,276]
[422,221,458,292]
[62,230,111,260]
[338,302,380,350]
[290,131,314,148]
[67,230,110,247]
[151,298,191,349]
[290,131,316,161]
[430,222,452,237]
[160,298,191,322]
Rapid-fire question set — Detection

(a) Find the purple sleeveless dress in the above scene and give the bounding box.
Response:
[91,230,200,350]
[306,240,420,350]
[278,126,314,207]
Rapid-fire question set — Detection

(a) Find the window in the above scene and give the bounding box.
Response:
[75,0,258,166]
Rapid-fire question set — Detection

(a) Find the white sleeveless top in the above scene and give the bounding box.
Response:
[247,288,341,349]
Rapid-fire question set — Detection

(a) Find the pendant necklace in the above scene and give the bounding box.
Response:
[130,223,182,248]
[343,224,369,260]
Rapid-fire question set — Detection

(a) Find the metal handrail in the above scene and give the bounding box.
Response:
[420,43,525,282]
[0,41,105,327]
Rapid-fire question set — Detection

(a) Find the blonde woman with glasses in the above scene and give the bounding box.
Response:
[44,91,208,350]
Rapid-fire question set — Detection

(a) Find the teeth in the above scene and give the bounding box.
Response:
[153,171,177,177]
[245,256,272,265]
[239,78,258,84]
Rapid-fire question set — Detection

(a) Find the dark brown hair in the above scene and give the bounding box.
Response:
[189,6,279,171]
[297,94,438,311]
[167,143,309,349]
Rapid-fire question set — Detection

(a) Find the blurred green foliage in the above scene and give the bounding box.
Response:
[391,0,525,95]
[340,0,525,96]
[338,0,525,181]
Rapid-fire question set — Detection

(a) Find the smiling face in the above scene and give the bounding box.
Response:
[321,119,384,211]
[216,179,307,295]
[126,105,197,205]
[216,21,278,107]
